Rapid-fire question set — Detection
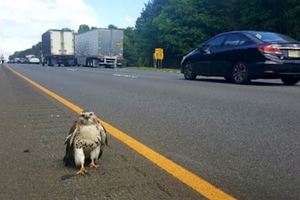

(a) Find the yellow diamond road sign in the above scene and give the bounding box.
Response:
[154,48,164,60]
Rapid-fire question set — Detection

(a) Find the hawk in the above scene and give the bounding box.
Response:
[63,111,108,175]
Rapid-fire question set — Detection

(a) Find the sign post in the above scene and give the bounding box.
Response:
[153,48,164,68]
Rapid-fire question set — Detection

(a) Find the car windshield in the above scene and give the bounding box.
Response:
[250,32,297,43]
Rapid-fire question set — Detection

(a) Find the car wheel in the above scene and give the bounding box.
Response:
[183,62,196,80]
[281,77,300,85]
[231,62,250,84]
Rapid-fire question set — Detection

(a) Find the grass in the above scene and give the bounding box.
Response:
[125,66,180,73]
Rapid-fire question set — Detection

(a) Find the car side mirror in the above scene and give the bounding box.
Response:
[196,44,209,54]
[202,46,211,55]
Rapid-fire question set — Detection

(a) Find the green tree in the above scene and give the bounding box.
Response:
[134,0,169,66]
[9,42,42,60]
[108,24,118,29]
[78,24,90,34]
[128,0,300,67]
[123,27,138,66]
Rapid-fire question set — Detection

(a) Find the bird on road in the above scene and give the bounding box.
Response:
[63,111,108,175]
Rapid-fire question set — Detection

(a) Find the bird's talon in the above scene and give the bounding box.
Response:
[89,163,100,169]
[76,167,87,175]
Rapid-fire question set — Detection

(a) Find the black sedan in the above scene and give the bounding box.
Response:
[181,31,300,85]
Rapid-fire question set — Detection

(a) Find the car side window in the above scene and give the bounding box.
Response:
[203,36,226,54]
[206,36,226,48]
[223,34,253,47]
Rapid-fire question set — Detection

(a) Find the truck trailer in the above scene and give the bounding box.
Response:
[41,29,76,66]
[75,28,123,68]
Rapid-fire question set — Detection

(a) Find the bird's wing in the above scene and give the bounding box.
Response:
[100,128,108,146]
[97,127,106,159]
[63,122,79,166]
[68,120,77,135]
[65,120,78,145]
[98,122,108,146]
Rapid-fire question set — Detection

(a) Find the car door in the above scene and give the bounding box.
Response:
[194,35,226,75]
[213,33,255,76]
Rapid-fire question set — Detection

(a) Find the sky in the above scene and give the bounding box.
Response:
[0,0,148,59]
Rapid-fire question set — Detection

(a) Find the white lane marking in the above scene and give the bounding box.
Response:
[66,68,78,72]
[61,67,138,78]
[113,73,138,79]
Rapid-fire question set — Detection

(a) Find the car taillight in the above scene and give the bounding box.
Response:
[258,45,282,55]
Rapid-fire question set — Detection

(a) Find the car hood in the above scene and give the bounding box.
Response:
[181,49,197,65]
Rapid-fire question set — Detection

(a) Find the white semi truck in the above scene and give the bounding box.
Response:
[41,29,76,66]
[75,28,123,68]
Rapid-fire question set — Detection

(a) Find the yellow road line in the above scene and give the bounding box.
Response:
[7,65,236,200]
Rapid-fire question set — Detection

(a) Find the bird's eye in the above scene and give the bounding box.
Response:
[89,113,93,116]
[80,114,85,117]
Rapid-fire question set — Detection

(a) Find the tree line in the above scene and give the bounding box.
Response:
[9,42,42,61]
[10,0,300,67]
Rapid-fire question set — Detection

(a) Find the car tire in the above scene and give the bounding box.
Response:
[281,77,300,85]
[183,62,196,80]
[231,62,250,84]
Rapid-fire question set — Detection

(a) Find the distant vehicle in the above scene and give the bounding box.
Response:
[26,55,40,64]
[41,29,76,66]
[181,31,300,85]
[14,57,28,64]
[14,58,20,63]
[75,28,123,68]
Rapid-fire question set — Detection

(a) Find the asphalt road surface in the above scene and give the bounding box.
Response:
[0,65,202,200]
[6,64,300,199]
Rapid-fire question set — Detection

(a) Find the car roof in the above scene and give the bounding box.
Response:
[215,30,280,37]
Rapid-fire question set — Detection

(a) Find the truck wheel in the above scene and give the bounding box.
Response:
[90,60,95,68]
[47,58,53,66]
[85,59,90,67]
